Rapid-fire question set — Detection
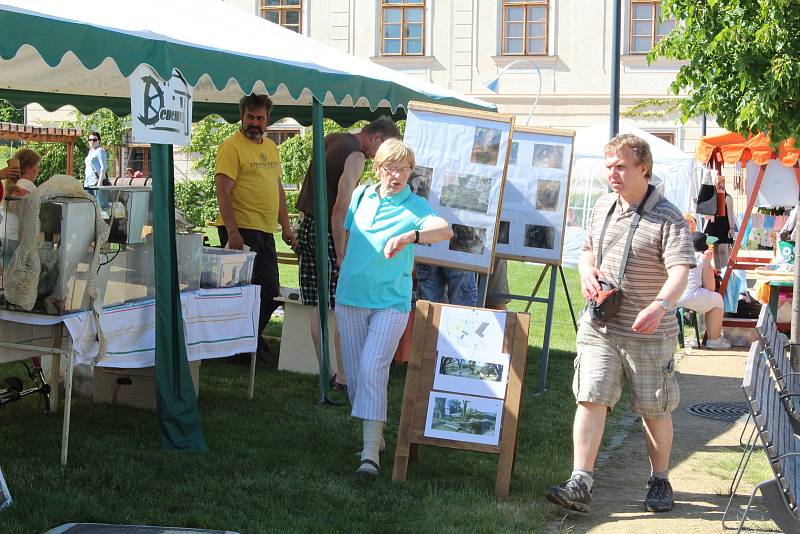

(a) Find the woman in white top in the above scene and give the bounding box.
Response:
[83,131,108,188]
[677,231,730,349]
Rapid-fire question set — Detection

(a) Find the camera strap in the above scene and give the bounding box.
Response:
[595,184,654,283]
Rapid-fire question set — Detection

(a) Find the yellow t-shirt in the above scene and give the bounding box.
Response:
[214,131,281,233]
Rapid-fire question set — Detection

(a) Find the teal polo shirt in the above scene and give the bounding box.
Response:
[336,184,437,312]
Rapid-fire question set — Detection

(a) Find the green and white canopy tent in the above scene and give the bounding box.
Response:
[0,0,494,451]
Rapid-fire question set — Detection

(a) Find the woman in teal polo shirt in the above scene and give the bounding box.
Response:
[335,138,452,477]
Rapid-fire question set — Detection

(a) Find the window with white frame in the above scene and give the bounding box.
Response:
[259,0,302,34]
[630,1,675,54]
[380,0,425,56]
[502,1,549,56]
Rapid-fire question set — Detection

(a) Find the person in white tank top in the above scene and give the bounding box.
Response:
[676,231,730,349]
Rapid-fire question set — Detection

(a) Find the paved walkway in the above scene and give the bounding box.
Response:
[545,345,780,533]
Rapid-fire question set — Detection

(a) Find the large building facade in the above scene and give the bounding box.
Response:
[226,0,722,153]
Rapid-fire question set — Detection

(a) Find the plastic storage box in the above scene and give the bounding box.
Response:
[200,247,256,288]
[96,232,204,307]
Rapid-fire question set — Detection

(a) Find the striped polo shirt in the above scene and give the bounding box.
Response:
[582,188,695,339]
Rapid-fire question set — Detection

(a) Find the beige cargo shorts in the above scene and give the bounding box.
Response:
[573,322,679,419]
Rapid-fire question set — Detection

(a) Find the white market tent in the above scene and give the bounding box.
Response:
[0,0,494,453]
[562,122,698,267]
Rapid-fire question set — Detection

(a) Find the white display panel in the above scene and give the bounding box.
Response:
[404,102,514,273]
[495,126,575,264]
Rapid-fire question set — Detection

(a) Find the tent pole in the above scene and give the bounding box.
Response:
[791,164,800,356]
[718,163,766,296]
[311,99,333,404]
[609,0,621,139]
[151,143,207,450]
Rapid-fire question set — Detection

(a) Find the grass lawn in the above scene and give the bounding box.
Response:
[0,239,622,533]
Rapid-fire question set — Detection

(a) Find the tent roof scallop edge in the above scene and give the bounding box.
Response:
[695,132,799,167]
[0,0,495,125]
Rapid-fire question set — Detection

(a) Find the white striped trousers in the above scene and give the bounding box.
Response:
[335,304,409,422]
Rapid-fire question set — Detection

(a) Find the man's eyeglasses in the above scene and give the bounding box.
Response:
[380,165,412,176]
[88,138,99,142]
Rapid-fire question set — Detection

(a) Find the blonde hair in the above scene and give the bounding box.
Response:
[604,134,653,179]
[683,213,697,232]
[13,148,42,175]
[372,138,415,172]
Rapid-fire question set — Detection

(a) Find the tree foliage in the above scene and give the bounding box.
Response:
[176,115,239,228]
[651,0,800,144]
[0,99,23,123]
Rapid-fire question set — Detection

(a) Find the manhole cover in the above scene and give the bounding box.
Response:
[686,402,750,422]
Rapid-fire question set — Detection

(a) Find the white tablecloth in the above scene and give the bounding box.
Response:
[0,285,260,367]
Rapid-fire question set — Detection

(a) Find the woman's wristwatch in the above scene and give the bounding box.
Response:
[413,230,420,244]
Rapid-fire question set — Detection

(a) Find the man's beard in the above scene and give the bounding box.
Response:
[243,125,264,141]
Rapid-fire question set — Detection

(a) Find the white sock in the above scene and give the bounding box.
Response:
[361,419,384,466]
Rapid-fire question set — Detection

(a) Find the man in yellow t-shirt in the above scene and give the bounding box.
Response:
[215,94,296,356]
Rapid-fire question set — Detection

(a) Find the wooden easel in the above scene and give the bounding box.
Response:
[392,301,530,499]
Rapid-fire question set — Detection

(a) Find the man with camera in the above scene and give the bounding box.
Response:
[546,134,694,514]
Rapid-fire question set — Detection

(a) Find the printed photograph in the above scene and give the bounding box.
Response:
[449,224,487,255]
[424,392,504,446]
[524,224,555,249]
[497,221,510,245]
[439,356,503,382]
[409,165,434,199]
[535,179,561,211]
[439,173,493,214]
[470,127,502,166]
[508,142,519,165]
[532,143,565,169]
[433,352,511,399]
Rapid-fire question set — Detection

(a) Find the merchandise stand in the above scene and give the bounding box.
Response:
[696,135,800,333]
[392,300,530,499]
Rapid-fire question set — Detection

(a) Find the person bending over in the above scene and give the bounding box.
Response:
[296,116,400,392]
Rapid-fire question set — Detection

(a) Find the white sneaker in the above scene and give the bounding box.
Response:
[706,336,732,350]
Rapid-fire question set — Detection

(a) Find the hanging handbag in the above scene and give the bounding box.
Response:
[588,185,654,322]
[696,170,717,215]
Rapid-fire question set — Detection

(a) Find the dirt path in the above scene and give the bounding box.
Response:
[544,346,777,533]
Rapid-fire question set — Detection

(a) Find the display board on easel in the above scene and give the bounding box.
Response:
[495,125,575,264]
[392,301,531,498]
[404,101,515,274]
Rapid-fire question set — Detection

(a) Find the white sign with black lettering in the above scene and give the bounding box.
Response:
[129,65,192,146]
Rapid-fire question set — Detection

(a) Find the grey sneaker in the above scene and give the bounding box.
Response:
[546,477,592,513]
[644,477,674,512]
